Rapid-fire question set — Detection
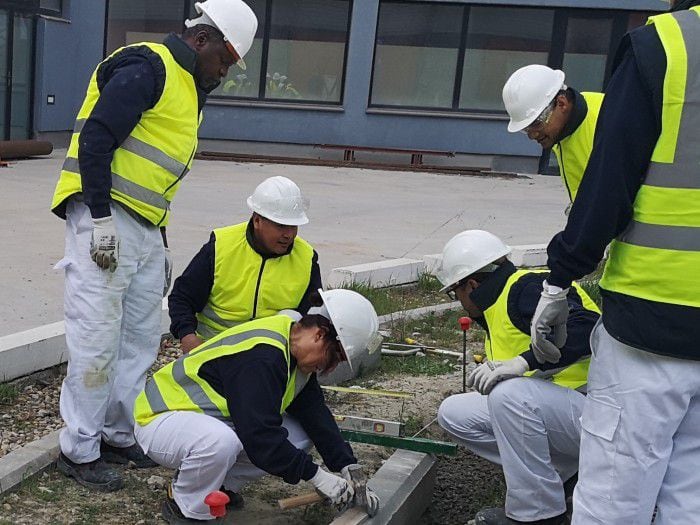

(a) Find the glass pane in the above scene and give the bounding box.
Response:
[562,17,612,93]
[39,0,61,12]
[266,0,350,102]
[210,0,266,99]
[105,0,185,54]
[371,2,462,108]
[10,13,33,139]
[0,10,7,139]
[460,7,553,111]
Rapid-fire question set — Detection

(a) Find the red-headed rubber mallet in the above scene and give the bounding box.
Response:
[205,490,230,518]
[458,317,472,392]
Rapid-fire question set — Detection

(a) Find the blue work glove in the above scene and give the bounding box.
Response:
[530,281,569,364]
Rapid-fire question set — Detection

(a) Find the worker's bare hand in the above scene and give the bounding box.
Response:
[180,333,203,354]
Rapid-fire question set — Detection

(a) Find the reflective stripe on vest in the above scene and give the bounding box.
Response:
[601,7,700,307]
[196,222,314,340]
[51,42,200,226]
[134,316,296,426]
[552,92,604,202]
[482,270,599,391]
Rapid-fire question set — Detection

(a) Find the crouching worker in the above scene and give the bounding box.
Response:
[435,230,599,525]
[133,289,382,524]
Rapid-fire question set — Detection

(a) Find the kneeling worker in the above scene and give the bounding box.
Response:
[168,175,322,353]
[436,230,599,525]
[134,289,382,523]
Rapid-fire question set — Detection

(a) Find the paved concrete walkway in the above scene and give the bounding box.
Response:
[0,150,568,336]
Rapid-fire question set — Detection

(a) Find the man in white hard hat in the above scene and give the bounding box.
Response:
[435,230,599,525]
[169,176,322,354]
[531,2,700,523]
[134,289,383,523]
[51,0,258,492]
[502,65,603,203]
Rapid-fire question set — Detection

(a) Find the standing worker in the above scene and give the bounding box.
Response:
[530,2,700,523]
[502,65,603,203]
[50,0,258,492]
[168,176,322,353]
[436,230,599,525]
[134,289,382,523]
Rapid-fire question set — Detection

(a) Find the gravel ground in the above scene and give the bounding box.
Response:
[0,337,508,524]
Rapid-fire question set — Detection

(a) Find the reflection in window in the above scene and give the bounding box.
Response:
[562,17,612,93]
[460,7,553,111]
[210,0,266,99]
[105,0,185,55]
[265,0,351,102]
[371,2,463,108]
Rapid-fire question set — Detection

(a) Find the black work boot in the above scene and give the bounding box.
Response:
[57,452,124,492]
[474,507,567,525]
[219,486,245,510]
[161,496,217,524]
[100,441,157,468]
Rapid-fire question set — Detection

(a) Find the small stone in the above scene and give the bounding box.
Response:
[416,351,426,357]
[38,486,53,494]
[147,475,167,490]
[3,503,11,511]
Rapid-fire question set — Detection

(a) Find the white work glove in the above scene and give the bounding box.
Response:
[90,216,119,272]
[163,248,173,297]
[310,466,354,510]
[466,356,529,395]
[530,281,570,364]
[341,464,380,517]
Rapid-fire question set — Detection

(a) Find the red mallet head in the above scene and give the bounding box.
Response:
[205,490,230,518]
[458,317,472,332]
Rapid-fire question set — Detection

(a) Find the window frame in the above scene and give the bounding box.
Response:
[368,1,650,115]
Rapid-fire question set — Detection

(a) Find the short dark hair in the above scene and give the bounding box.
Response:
[298,314,344,373]
[182,24,225,43]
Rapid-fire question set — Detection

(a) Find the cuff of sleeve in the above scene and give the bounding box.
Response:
[175,325,197,340]
[546,268,573,290]
[302,462,319,482]
[89,204,111,219]
[522,350,539,371]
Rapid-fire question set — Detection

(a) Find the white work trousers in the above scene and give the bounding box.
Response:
[58,200,164,463]
[573,321,700,525]
[438,378,584,521]
[135,411,312,520]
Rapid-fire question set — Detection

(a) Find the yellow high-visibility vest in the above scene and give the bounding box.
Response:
[196,222,314,340]
[483,270,600,391]
[51,42,201,226]
[601,7,700,307]
[553,91,604,202]
[134,315,310,426]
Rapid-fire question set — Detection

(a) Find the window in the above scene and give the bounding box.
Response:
[371,2,463,108]
[460,7,553,111]
[39,0,61,13]
[211,0,352,103]
[370,2,656,114]
[105,0,186,54]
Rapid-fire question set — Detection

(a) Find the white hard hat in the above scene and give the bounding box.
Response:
[247,176,309,226]
[186,0,258,70]
[502,65,565,132]
[437,230,511,292]
[317,289,382,373]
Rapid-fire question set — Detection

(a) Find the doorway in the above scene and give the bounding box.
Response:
[0,8,34,140]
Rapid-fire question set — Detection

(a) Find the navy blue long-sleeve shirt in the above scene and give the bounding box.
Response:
[168,220,323,340]
[546,6,700,359]
[471,261,599,373]
[198,344,356,484]
[52,34,206,220]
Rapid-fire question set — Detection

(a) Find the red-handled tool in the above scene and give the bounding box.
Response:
[458,317,472,392]
[205,490,230,518]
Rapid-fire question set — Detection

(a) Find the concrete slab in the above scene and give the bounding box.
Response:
[326,258,424,288]
[0,150,568,336]
[0,429,61,494]
[510,244,548,268]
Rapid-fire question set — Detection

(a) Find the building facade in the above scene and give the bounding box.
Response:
[5,0,663,168]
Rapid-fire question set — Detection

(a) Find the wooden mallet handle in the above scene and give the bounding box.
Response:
[278,491,324,510]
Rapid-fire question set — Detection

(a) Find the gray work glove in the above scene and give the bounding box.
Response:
[90,216,119,272]
[341,463,380,517]
[163,247,173,297]
[530,281,570,364]
[466,356,529,395]
[310,466,354,510]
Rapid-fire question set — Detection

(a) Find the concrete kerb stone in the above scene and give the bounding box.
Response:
[0,429,61,494]
[327,259,424,289]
